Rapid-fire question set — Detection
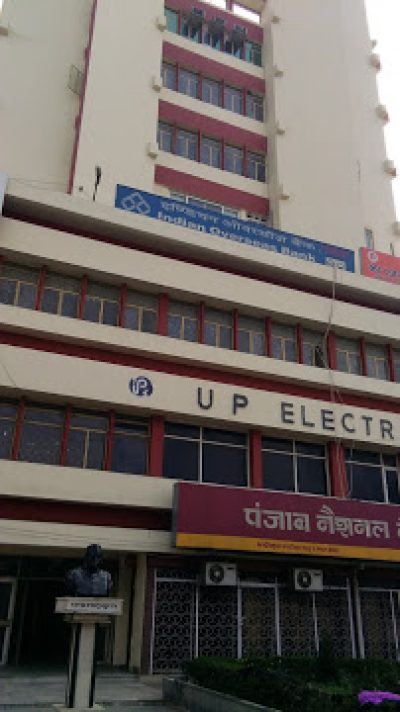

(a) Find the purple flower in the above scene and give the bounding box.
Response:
[358,690,400,706]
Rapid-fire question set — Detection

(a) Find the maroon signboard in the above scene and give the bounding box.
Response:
[174,482,400,562]
[360,247,400,285]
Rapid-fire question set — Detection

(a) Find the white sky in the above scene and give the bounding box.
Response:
[365,0,400,218]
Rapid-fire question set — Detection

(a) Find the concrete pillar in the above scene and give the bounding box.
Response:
[129,554,147,672]
[112,555,133,667]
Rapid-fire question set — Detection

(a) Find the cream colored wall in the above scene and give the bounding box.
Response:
[71,0,164,205]
[0,0,91,189]
[0,345,398,449]
[268,0,397,256]
[1,217,399,351]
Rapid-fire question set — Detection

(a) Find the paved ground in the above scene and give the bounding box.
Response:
[0,670,179,710]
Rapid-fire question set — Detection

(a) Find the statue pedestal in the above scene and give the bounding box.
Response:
[55,598,123,710]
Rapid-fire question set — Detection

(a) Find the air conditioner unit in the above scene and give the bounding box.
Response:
[370,52,381,70]
[294,568,323,592]
[205,562,237,586]
[68,65,84,96]
[152,75,163,92]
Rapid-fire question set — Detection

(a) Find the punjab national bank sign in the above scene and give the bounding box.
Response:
[174,482,400,562]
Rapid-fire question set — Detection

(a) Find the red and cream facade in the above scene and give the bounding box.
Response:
[0,0,399,671]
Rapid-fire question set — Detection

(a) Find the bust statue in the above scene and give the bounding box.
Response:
[65,544,112,597]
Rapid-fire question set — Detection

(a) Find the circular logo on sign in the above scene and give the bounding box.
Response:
[129,376,153,397]
[368,251,379,263]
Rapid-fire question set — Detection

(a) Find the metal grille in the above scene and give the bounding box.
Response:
[279,589,316,656]
[241,587,277,657]
[315,588,354,657]
[359,590,399,660]
[198,586,238,658]
[152,581,196,672]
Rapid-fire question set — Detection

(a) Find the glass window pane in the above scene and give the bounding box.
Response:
[297,457,327,495]
[165,422,200,438]
[19,422,62,464]
[168,314,182,339]
[224,145,243,175]
[263,452,294,491]
[238,330,250,353]
[111,434,147,475]
[83,297,101,323]
[162,62,176,90]
[0,279,17,305]
[158,122,173,152]
[176,129,198,160]
[179,69,198,98]
[224,86,243,114]
[41,289,60,314]
[262,437,293,452]
[86,431,106,470]
[253,333,265,355]
[165,7,179,33]
[103,301,119,326]
[296,442,325,457]
[163,438,199,480]
[61,292,79,318]
[65,429,86,468]
[202,78,221,106]
[201,137,221,168]
[219,325,232,349]
[386,470,400,504]
[203,428,246,446]
[346,449,381,465]
[124,305,139,331]
[18,283,37,309]
[203,442,247,486]
[348,463,384,502]
[204,322,217,346]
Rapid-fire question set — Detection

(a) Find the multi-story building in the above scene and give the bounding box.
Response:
[0,0,399,672]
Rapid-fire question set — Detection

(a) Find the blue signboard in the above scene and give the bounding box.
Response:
[115,185,355,273]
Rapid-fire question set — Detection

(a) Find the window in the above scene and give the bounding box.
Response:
[0,262,39,309]
[336,337,361,375]
[238,315,265,355]
[202,77,221,106]
[272,323,297,362]
[165,7,179,33]
[247,93,264,121]
[19,406,64,465]
[168,301,199,342]
[176,128,198,160]
[66,412,108,470]
[224,144,243,175]
[111,418,148,475]
[161,62,176,90]
[365,228,374,250]
[174,192,239,216]
[123,290,158,334]
[303,330,327,368]
[204,307,232,348]
[179,68,198,98]
[181,11,203,42]
[41,272,80,318]
[201,136,221,168]
[346,449,399,504]
[247,152,266,182]
[0,402,18,459]
[163,422,248,486]
[224,85,243,114]
[262,438,327,495]
[83,282,120,326]
[158,122,174,153]
[366,343,389,380]
[394,350,400,383]
[245,40,262,66]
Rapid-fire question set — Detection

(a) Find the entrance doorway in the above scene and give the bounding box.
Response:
[0,578,17,665]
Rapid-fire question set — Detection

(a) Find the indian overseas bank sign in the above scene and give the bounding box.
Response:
[174,482,400,562]
[115,185,355,272]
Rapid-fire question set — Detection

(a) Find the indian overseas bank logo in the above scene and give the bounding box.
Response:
[129,376,153,397]
[120,191,151,215]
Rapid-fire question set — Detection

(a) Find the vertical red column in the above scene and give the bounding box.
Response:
[327,332,337,370]
[11,399,25,461]
[387,344,396,382]
[158,293,169,336]
[60,406,72,466]
[35,267,46,311]
[199,302,205,344]
[296,324,304,365]
[119,284,128,328]
[360,338,368,377]
[233,309,239,350]
[249,431,263,489]
[78,276,88,320]
[104,411,116,471]
[265,317,272,357]
[329,442,348,498]
[149,416,165,477]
